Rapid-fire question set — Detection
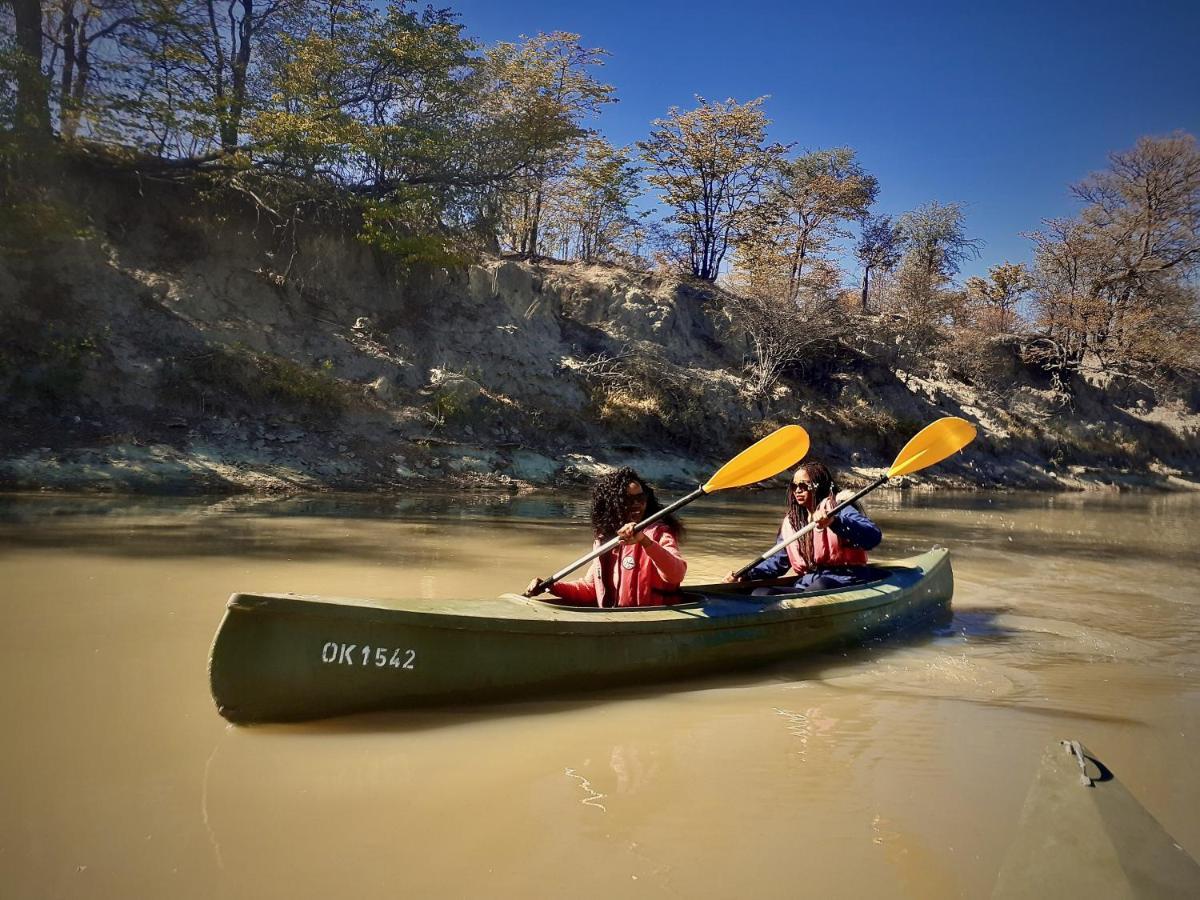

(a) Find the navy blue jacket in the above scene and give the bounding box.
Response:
[747,505,882,579]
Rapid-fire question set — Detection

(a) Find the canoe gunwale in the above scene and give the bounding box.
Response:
[529,562,922,609]
[222,553,949,637]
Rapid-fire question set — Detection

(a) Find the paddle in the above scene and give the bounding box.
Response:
[732,416,978,580]
[525,424,811,596]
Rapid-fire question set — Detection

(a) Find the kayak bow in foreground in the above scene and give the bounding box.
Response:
[993,739,1200,898]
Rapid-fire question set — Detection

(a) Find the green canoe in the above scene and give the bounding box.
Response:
[993,739,1200,898]
[208,547,953,724]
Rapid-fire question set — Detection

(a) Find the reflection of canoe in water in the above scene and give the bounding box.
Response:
[209,547,953,724]
[993,740,1200,898]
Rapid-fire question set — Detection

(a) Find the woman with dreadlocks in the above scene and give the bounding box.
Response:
[525,467,687,607]
[726,460,881,593]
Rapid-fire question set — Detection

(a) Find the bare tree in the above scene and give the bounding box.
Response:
[855,213,902,311]
[724,289,844,401]
[44,0,146,141]
[743,148,877,302]
[1028,133,1200,384]
[964,262,1032,334]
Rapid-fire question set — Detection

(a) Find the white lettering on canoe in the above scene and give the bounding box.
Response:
[320,642,417,670]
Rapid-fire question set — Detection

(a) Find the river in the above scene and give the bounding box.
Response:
[0,488,1197,898]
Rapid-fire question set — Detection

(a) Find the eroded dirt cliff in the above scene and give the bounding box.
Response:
[2,166,1198,495]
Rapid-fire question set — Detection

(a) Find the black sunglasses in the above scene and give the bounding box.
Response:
[792,481,817,490]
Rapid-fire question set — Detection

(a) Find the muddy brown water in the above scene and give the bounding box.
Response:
[0,489,1197,898]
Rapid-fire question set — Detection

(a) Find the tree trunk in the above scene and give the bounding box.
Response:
[70,45,91,139]
[204,0,228,145]
[527,185,543,258]
[860,265,871,312]
[222,0,254,152]
[10,0,51,138]
[788,229,809,302]
[59,6,78,139]
[513,194,527,255]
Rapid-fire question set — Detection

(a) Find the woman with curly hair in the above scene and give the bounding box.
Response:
[526,467,687,607]
[726,460,881,592]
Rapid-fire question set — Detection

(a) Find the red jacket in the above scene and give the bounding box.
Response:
[782,495,869,573]
[549,523,687,608]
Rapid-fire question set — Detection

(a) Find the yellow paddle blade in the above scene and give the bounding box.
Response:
[702,425,810,493]
[887,416,977,477]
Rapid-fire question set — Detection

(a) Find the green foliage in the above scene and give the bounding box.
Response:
[423,365,485,429]
[427,388,468,429]
[257,354,344,410]
[163,343,347,418]
[1,329,103,404]
[249,3,487,198]
[0,124,89,255]
[8,1,630,267]
[638,97,788,280]
[358,199,468,268]
[0,39,19,126]
[895,201,982,286]
[0,195,93,256]
[539,138,644,262]
[735,148,878,303]
[485,32,616,257]
[254,3,443,166]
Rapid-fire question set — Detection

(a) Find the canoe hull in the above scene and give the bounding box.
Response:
[209,548,953,724]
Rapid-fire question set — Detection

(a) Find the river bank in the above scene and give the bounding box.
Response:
[2,433,1197,496]
[3,163,1198,496]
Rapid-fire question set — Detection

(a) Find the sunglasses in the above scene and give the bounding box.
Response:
[792,481,817,491]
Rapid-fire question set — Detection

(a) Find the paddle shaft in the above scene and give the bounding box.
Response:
[528,487,705,595]
[733,474,889,580]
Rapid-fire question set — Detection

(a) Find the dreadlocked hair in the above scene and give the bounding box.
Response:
[590,467,683,541]
[785,460,838,569]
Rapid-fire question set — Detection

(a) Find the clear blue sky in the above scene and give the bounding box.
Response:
[445,0,1200,280]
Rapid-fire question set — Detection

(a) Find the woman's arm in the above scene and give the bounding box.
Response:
[744,545,792,580]
[726,531,793,581]
[547,562,601,604]
[639,527,688,587]
[829,505,882,550]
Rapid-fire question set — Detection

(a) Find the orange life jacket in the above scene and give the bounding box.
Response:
[550,523,688,608]
[781,495,869,574]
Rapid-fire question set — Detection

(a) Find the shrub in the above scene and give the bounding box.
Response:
[0,327,103,404]
[162,343,348,418]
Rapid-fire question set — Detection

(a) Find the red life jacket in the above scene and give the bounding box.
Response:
[549,523,687,608]
[781,495,869,574]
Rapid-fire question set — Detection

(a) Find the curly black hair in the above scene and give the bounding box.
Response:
[590,467,683,541]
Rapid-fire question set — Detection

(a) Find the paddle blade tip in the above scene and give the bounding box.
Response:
[887,417,978,478]
[702,424,810,492]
